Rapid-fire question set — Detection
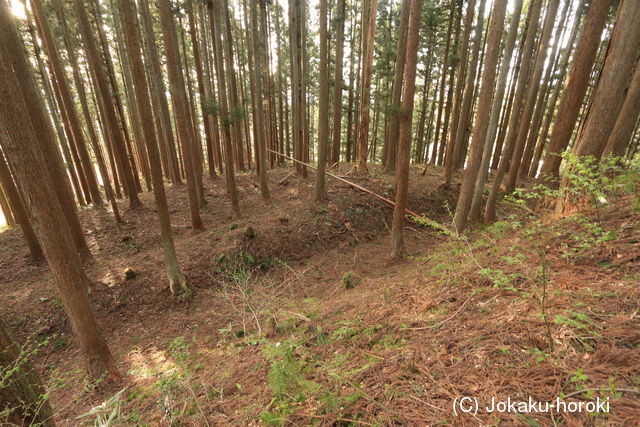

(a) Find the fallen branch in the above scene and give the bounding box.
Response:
[267,148,446,231]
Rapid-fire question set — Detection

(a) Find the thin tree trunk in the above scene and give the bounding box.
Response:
[209,0,241,217]
[485,0,543,221]
[454,0,508,232]
[444,0,485,185]
[391,0,422,258]
[76,0,141,209]
[469,0,524,221]
[0,148,43,259]
[383,0,410,174]
[120,0,189,293]
[427,0,455,167]
[31,0,103,207]
[316,0,329,200]
[354,0,378,175]
[505,0,561,193]
[158,0,205,229]
[330,0,346,167]
[138,0,182,184]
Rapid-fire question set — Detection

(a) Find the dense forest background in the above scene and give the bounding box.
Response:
[0,0,639,424]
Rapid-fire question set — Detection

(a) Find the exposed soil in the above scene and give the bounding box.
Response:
[1,165,638,426]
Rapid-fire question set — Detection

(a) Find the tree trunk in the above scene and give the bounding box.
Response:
[0,148,43,259]
[330,0,346,167]
[120,0,190,293]
[427,0,455,166]
[249,0,271,201]
[8,0,91,259]
[505,0,561,192]
[209,0,241,216]
[0,3,115,380]
[315,0,329,200]
[383,0,410,174]
[484,0,543,222]
[444,0,485,185]
[445,0,476,173]
[76,0,141,209]
[528,0,586,179]
[391,0,422,258]
[32,0,104,208]
[469,0,524,221]
[354,0,378,175]
[537,0,611,185]
[603,54,640,157]
[138,0,182,185]
[454,0,508,232]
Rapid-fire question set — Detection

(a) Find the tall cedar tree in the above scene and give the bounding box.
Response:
[391,0,422,258]
[453,0,508,232]
[469,0,524,221]
[354,0,378,175]
[0,0,116,380]
[505,0,561,192]
[75,0,142,209]
[330,0,346,167]
[119,0,189,294]
[444,0,486,185]
[249,0,271,201]
[31,0,103,207]
[382,0,409,174]
[315,0,329,200]
[484,0,543,221]
[537,0,611,186]
[209,0,241,216]
[558,0,640,212]
[158,0,206,229]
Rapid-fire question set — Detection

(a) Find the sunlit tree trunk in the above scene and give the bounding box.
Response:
[0,2,115,380]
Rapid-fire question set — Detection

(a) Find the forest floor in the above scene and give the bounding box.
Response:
[1,164,639,426]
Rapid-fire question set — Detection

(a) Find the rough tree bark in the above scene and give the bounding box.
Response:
[0,2,116,380]
[537,0,611,185]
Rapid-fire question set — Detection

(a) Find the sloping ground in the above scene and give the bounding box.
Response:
[0,166,638,425]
